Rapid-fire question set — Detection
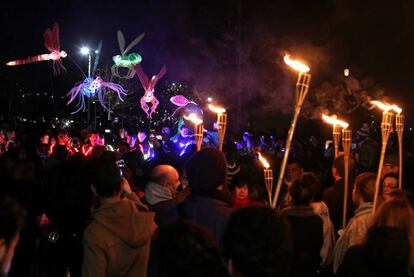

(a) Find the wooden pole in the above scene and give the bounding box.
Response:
[272,72,311,208]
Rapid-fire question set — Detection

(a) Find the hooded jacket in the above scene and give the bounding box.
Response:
[82,198,155,277]
[333,202,374,273]
[337,227,410,277]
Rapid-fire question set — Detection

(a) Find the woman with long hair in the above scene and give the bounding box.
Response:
[337,199,414,276]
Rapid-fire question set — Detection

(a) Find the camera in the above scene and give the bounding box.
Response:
[116,159,126,176]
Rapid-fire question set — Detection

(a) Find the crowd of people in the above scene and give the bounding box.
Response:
[0,118,414,277]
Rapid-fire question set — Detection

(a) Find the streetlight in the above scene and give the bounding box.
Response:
[80,46,91,77]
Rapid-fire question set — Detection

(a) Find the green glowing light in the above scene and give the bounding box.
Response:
[112,53,142,67]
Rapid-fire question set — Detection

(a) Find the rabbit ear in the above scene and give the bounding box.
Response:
[117,30,126,54]
[124,33,145,54]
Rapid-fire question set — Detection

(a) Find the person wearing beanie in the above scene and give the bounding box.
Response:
[183,148,233,250]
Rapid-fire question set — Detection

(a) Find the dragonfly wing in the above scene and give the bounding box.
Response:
[134,64,149,89]
[51,22,60,51]
[117,30,125,54]
[124,33,145,54]
[43,26,54,52]
[149,66,167,91]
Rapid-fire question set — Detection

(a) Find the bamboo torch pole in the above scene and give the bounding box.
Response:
[373,110,394,212]
[342,128,352,228]
[396,113,404,189]
[272,55,311,208]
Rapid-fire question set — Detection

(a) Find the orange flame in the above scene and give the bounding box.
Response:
[184,113,203,125]
[284,54,310,73]
[371,101,402,114]
[208,104,226,114]
[322,114,349,129]
[257,153,270,169]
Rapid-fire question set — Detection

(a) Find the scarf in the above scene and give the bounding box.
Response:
[144,182,173,205]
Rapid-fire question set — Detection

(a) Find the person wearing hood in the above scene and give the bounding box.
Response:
[82,161,155,277]
[183,148,233,250]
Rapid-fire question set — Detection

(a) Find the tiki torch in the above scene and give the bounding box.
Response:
[371,101,401,212]
[342,128,352,229]
[395,112,404,189]
[322,114,349,158]
[272,54,311,208]
[258,152,273,206]
[208,104,227,151]
[184,113,204,152]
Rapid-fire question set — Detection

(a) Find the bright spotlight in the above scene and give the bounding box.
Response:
[207,97,213,102]
[80,47,90,55]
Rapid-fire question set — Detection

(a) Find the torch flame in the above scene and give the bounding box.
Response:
[371,101,402,114]
[284,54,310,73]
[184,113,203,125]
[322,114,349,129]
[257,152,270,169]
[208,104,226,114]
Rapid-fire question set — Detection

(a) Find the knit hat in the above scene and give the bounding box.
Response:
[186,148,227,192]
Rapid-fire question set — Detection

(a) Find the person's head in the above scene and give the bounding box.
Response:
[138,130,147,143]
[91,145,107,161]
[51,144,69,162]
[150,165,180,194]
[332,154,355,180]
[288,178,313,206]
[387,190,414,207]
[58,130,69,145]
[161,127,171,141]
[371,199,414,275]
[119,128,128,138]
[0,197,26,276]
[286,158,303,183]
[382,154,399,178]
[180,126,189,137]
[96,133,105,146]
[224,207,292,277]
[89,133,98,147]
[154,220,227,277]
[381,173,399,201]
[231,170,253,201]
[117,141,130,154]
[92,162,122,199]
[352,172,376,206]
[186,148,227,193]
[301,172,323,202]
[40,134,49,145]
[233,184,249,201]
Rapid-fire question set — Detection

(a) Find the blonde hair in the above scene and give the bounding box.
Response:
[372,199,414,275]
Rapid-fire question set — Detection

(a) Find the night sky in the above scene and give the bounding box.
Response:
[1,0,413,131]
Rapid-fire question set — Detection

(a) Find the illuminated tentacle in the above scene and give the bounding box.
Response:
[71,94,86,114]
[97,88,111,112]
[104,82,127,101]
[67,84,83,104]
